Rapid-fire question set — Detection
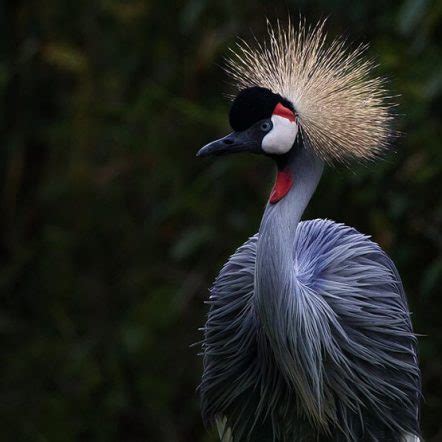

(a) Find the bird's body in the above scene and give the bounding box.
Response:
[197,20,421,441]
[202,223,419,441]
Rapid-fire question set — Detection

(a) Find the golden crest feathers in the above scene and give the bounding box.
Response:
[225,19,396,163]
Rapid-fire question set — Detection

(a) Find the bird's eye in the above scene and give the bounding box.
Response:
[260,121,272,132]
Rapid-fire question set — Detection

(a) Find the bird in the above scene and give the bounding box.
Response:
[196,20,421,442]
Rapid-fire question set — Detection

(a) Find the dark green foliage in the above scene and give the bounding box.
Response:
[0,1,440,441]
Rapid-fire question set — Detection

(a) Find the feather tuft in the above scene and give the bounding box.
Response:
[225,18,396,163]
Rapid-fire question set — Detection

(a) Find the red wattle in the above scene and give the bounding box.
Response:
[269,169,293,204]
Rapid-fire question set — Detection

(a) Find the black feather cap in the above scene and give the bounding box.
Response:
[229,87,295,131]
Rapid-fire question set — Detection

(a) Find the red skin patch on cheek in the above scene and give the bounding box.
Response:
[269,169,293,204]
[273,103,296,122]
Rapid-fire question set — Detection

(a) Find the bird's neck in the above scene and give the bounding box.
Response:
[254,143,323,358]
[255,144,324,284]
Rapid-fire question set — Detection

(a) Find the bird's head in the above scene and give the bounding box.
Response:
[197,20,395,201]
[197,86,299,159]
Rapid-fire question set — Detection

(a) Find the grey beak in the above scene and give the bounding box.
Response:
[196,131,260,158]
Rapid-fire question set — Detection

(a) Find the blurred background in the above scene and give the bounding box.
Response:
[0,1,441,441]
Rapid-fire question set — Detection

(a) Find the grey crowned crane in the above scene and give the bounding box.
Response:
[196,20,421,442]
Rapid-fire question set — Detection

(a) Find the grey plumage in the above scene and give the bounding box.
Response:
[201,220,420,441]
[199,147,420,441]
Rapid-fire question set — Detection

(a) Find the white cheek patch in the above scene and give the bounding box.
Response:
[262,115,298,155]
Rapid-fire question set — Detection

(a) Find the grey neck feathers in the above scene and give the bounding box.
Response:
[254,144,324,414]
[255,144,324,293]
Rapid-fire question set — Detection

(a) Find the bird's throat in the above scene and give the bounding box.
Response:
[269,168,293,204]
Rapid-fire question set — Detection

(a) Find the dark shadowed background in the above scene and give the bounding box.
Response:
[1,1,441,441]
